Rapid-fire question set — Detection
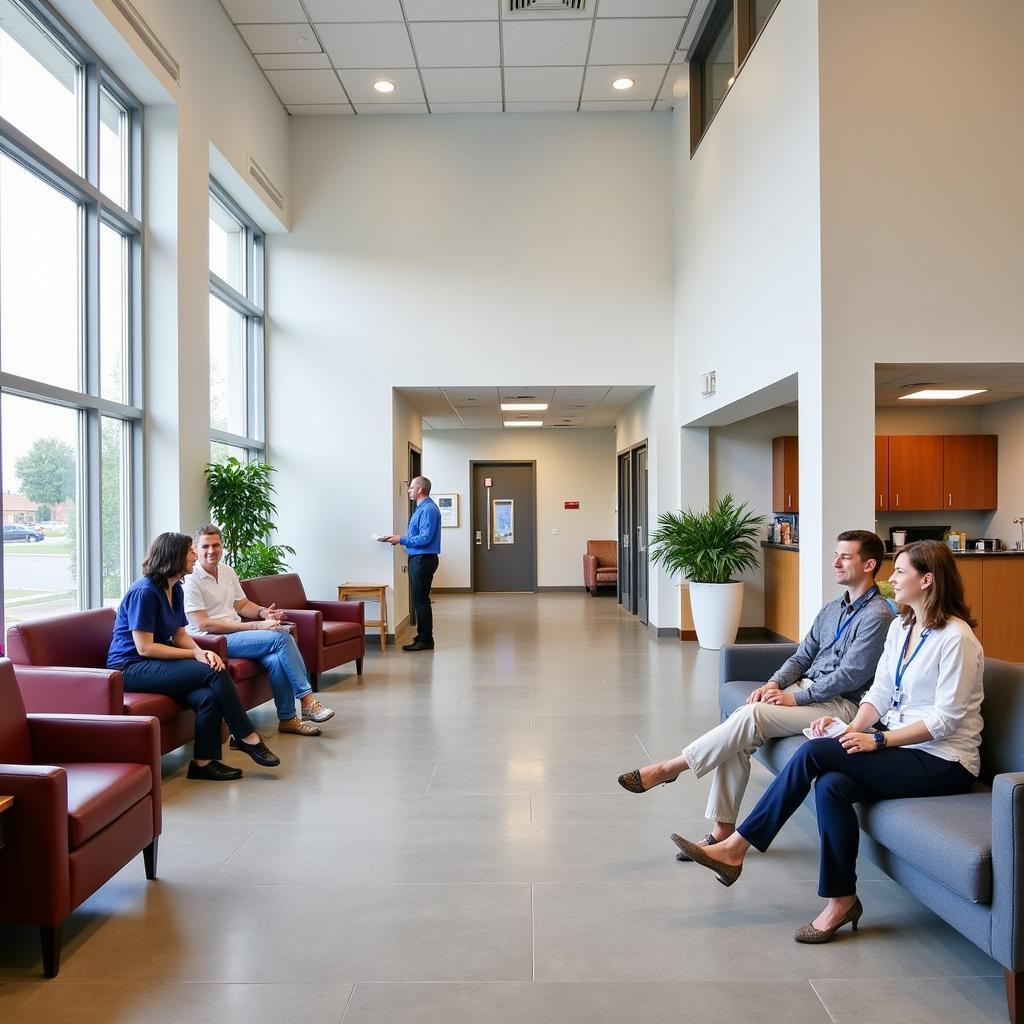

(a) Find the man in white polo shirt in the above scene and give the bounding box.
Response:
[183,524,334,736]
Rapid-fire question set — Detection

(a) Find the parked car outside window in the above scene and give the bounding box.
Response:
[3,523,45,542]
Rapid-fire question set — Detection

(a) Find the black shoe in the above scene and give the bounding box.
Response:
[233,737,281,767]
[188,759,243,781]
[402,640,435,651]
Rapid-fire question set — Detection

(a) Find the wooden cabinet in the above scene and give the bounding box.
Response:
[981,559,1024,662]
[772,436,799,513]
[763,546,800,641]
[875,436,890,512]
[957,559,985,644]
[887,435,943,511]
[942,435,998,510]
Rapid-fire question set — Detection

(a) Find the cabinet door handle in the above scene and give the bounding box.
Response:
[948,493,952,507]
[895,493,900,508]
[879,493,883,508]
[787,494,791,510]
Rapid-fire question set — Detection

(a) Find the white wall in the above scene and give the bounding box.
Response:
[421,428,616,590]
[981,398,1024,546]
[672,0,823,626]
[271,114,674,617]
[709,405,798,625]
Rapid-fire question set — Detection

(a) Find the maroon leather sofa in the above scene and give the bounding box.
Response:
[0,656,161,977]
[6,608,273,755]
[583,539,618,596]
[241,573,364,692]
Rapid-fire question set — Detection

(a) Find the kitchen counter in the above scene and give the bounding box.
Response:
[761,541,799,552]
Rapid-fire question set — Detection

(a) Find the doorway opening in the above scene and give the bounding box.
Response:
[617,441,649,624]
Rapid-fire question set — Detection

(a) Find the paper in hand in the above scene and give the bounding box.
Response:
[802,719,848,740]
[372,533,384,541]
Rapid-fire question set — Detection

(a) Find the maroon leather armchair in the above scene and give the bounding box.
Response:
[6,608,272,755]
[0,657,161,977]
[583,540,618,596]
[241,573,364,691]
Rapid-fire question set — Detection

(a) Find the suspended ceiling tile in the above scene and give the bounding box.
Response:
[504,65,583,103]
[599,0,695,16]
[580,100,656,112]
[222,0,306,22]
[305,0,403,20]
[406,0,499,18]
[588,18,685,65]
[286,102,355,114]
[410,21,500,67]
[658,67,687,100]
[444,386,499,405]
[505,100,578,112]
[501,20,591,66]
[552,386,608,401]
[460,415,504,427]
[653,99,674,111]
[338,67,424,103]
[236,22,320,54]
[583,64,665,102]
[318,22,415,68]
[421,66,501,103]
[432,101,505,113]
[257,52,332,69]
[266,69,347,103]
[356,102,430,113]
[498,386,554,402]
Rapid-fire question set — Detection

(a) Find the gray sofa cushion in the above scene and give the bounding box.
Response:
[858,792,993,903]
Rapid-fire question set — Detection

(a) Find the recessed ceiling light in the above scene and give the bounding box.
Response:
[501,403,548,411]
[727,75,735,87]
[373,80,396,94]
[898,389,987,400]
[612,77,635,91]
[504,420,543,428]
[297,35,309,44]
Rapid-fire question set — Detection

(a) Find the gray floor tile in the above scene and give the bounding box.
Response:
[811,975,1005,1023]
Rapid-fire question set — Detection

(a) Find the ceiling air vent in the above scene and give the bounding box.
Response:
[110,0,180,83]
[509,0,585,12]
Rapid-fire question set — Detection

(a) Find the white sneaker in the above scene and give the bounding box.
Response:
[302,699,335,723]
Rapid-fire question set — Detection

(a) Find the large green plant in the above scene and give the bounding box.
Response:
[648,494,766,584]
[205,458,295,578]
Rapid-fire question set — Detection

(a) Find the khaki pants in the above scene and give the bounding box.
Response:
[682,682,857,824]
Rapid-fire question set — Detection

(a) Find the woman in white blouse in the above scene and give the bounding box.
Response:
[672,540,983,943]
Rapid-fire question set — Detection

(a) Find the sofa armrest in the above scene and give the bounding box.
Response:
[991,772,1024,971]
[13,665,124,715]
[719,643,797,685]
[307,600,364,625]
[583,554,598,588]
[280,608,323,673]
[192,635,228,659]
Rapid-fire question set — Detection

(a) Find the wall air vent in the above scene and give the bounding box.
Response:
[110,0,180,84]
[509,0,585,12]
[551,423,575,427]
[248,155,285,212]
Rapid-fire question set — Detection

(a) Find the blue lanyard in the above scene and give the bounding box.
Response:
[894,625,930,702]
[828,586,878,648]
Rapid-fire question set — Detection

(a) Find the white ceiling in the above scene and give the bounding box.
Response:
[220,0,702,115]
[875,363,1024,407]
[396,385,651,428]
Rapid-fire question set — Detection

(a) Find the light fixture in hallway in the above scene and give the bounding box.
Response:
[899,389,987,400]
[501,403,548,411]
[612,77,635,90]
[504,420,543,427]
[373,80,396,93]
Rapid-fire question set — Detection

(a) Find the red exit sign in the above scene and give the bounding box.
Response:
[564,501,580,510]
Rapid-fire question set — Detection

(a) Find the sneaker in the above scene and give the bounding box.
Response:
[279,716,321,736]
[302,699,335,723]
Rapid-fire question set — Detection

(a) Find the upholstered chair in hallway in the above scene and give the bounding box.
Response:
[583,540,618,596]
[0,657,161,977]
[240,573,365,691]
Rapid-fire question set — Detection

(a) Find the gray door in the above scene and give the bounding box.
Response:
[618,451,633,611]
[472,462,536,592]
[634,446,649,624]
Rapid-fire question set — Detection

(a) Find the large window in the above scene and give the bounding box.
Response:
[0,0,142,634]
[688,0,781,153]
[208,183,264,464]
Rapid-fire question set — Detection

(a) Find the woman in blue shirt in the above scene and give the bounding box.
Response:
[107,532,281,781]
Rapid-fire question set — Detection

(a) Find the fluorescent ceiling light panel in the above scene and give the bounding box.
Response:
[898,389,987,400]
[500,403,548,411]
[504,420,543,427]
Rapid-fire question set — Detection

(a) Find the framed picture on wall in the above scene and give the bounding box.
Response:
[435,493,459,528]
[492,498,514,544]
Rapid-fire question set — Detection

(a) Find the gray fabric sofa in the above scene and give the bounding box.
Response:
[720,643,1024,1024]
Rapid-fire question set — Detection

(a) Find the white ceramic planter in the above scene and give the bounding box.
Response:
[689,581,744,650]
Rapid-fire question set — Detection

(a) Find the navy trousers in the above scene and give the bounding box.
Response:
[408,554,439,642]
[120,658,256,760]
[738,738,975,897]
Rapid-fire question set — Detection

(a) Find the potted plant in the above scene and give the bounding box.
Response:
[205,457,295,579]
[648,494,765,650]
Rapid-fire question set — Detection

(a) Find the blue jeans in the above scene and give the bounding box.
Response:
[225,629,312,720]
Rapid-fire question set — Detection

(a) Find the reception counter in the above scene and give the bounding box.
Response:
[762,542,800,641]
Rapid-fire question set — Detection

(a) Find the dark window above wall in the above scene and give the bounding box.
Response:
[689,0,781,155]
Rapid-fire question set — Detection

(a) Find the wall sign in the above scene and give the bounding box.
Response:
[564,501,580,510]
[435,493,459,528]
[492,499,514,544]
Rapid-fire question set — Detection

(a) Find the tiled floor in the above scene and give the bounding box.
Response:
[0,594,1007,1022]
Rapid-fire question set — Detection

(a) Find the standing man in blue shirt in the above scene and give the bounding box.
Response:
[382,476,441,651]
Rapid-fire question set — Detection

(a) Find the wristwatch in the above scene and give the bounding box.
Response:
[872,731,887,749]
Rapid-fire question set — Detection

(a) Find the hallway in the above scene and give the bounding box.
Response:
[0,594,1006,1022]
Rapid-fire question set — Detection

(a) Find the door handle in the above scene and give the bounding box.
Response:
[486,485,491,550]
[895,493,900,508]
[879,493,883,508]
[948,493,952,507]
[475,530,482,545]
[787,494,792,510]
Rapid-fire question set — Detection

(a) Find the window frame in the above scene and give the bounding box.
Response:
[688,0,782,156]
[0,0,143,629]
[208,179,266,462]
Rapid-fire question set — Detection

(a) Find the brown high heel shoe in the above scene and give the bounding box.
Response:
[670,834,742,886]
[793,898,863,943]
[617,769,677,794]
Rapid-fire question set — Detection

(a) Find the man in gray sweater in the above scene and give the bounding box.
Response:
[617,530,894,859]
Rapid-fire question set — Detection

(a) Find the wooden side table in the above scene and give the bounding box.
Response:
[0,795,12,854]
[337,583,388,652]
